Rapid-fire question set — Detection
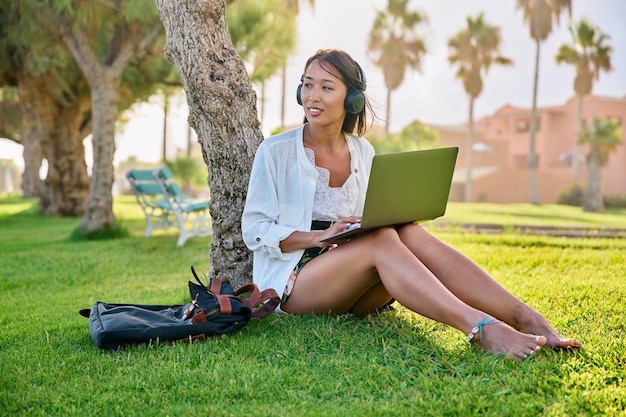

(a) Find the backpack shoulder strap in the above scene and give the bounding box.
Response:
[235,284,280,319]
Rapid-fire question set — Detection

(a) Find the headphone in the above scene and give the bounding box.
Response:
[296,61,367,114]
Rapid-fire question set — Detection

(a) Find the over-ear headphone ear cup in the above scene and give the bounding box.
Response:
[344,89,365,114]
[296,83,303,106]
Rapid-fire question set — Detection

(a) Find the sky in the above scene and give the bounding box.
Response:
[1,0,625,169]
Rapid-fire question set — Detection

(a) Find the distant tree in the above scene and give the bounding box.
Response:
[373,121,442,154]
[368,0,427,138]
[1,1,175,220]
[156,0,263,288]
[555,18,612,183]
[579,117,621,212]
[448,13,511,203]
[53,0,164,235]
[516,0,571,205]
[158,80,183,164]
[279,0,315,128]
[226,0,296,127]
[0,1,91,213]
[166,155,206,195]
[0,90,43,198]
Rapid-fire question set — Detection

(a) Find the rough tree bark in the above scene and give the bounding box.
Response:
[19,117,44,199]
[20,139,44,198]
[583,149,604,212]
[155,0,263,288]
[0,100,44,198]
[38,100,90,216]
[17,76,90,214]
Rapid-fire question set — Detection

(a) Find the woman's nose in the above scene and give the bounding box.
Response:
[308,87,321,102]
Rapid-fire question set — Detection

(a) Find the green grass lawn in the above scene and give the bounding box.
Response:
[1,196,625,416]
[441,202,626,228]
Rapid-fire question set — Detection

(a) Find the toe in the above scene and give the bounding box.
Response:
[535,335,547,347]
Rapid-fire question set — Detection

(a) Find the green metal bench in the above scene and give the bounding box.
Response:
[126,166,212,247]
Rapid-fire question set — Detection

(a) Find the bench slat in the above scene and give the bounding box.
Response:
[135,182,164,195]
[127,169,158,181]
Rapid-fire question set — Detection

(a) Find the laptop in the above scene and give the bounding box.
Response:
[320,146,459,243]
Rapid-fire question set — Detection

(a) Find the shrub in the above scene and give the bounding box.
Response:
[604,194,626,209]
[556,184,584,206]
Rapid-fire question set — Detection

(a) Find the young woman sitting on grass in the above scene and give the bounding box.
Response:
[242,48,581,360]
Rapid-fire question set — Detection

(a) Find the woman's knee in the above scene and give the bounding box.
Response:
[367,226,403,245]
[396,223,431,243]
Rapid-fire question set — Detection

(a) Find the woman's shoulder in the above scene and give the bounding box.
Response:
[345,133,375,156]
[253,126,304,164]
[261,126,303,148]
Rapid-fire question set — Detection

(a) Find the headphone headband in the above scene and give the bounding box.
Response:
[354,61,366,92]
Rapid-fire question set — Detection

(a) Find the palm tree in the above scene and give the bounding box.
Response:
[555,18,612,183]
[368,0,427,138]
[579,117,622,213]
[516,0,571,205]
[280,0,315,129]
[448,13,512,203]
[227,0,297,129]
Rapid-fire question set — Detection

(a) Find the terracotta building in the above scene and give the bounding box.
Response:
[436,94,626,203]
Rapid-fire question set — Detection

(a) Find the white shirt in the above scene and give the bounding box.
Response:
[241,124,375,296]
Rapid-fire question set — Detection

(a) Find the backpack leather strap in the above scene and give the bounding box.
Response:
[209,277,233,315]
[235,284,280,319]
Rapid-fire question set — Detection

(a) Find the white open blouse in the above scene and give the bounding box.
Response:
[306,147,359,222]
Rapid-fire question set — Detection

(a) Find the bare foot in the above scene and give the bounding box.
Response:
[517,312,582,349]
[471,321,547,360]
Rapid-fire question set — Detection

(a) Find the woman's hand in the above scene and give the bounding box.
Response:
[317,216,362,247]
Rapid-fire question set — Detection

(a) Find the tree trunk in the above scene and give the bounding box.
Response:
[464,97,475,203]
[572,94,583,182]
[156,0,263,288]
[79,77,119,232]
[528,38,541,205]
[15,76,89,206]
[583,150,603,212]
[280,61,287,128]
[385,88,391,139]
[28,93,90,216]
[20,132,43,198]
[18,108,44,198]
[39,109,89,216]
[162,91,169,163]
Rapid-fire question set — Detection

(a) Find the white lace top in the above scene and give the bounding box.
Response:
[305,147,358,221]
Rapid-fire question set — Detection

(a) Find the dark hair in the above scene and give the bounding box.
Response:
[302,49,372,136]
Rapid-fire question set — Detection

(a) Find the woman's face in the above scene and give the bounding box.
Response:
[300,60,348,127]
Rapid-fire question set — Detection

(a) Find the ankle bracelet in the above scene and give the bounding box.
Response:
[467,316,500,343]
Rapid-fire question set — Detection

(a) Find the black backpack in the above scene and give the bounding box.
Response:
[79,267,280,350]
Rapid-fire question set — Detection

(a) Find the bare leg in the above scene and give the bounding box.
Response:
[348,281,393,316]
[281,228,546,359]
[396,224,581,349]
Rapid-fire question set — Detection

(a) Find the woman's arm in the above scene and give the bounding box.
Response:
[279,216,363,252]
